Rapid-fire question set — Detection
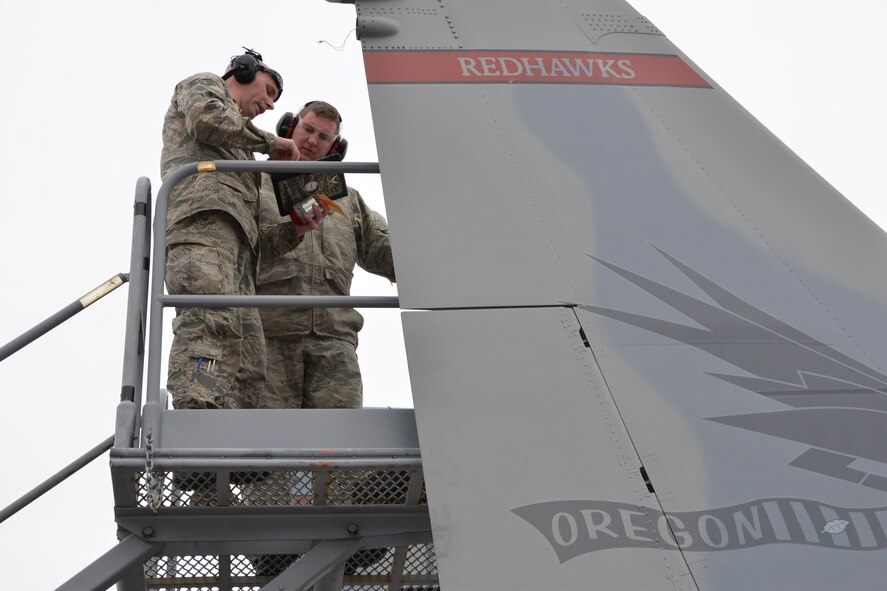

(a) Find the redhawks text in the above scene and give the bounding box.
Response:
[457,56,636,80]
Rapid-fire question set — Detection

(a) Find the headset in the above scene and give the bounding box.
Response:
[221,47,283,102]
[276,102,348,161]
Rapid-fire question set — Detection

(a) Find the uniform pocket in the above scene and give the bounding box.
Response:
[166,242,228,295]
[219,172,259,203]
[184,341,224,360]
[324,268,353,296]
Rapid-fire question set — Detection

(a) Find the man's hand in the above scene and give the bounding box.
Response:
[292,201,331,238]
[270,137,300,161]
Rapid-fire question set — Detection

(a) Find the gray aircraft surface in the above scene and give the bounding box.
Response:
[2,0,885,590]
[358,1,887,588]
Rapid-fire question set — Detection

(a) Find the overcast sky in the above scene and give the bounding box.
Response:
[0,0,885,588]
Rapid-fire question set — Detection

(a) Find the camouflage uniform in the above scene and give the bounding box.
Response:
[257,179,395,408]
[161,73,301,409]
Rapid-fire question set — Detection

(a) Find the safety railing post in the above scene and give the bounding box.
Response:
[142,164,196,449]
[116,177,152,449]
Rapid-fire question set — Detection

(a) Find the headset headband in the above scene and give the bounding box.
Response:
[300,100,343,124]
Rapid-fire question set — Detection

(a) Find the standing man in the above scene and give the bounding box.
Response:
[161,49,325,410]
[257,101,395,409]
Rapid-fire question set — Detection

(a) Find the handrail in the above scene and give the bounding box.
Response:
[0,435,114,525]
[143,160,389,447]
[116,178,152,449]
[0,274,128,363]
[160,294,399,308]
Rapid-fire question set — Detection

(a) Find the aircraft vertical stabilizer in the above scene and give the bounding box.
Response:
[357,1,887,588]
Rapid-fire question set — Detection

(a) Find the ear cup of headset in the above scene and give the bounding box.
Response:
[329,137,348,160]
[231,54,259,84]
[276,112,297,139]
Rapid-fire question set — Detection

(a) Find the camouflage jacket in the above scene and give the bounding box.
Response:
[161,73,277,249]
[257,177,395,345]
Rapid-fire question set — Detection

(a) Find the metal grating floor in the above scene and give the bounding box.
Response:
[123,467,438,590]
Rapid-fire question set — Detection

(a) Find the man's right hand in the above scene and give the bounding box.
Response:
[291,201,331,238]
[270,137,300,161]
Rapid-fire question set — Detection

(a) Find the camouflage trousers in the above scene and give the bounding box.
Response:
[165,211,265,409]
[262,334,362,409]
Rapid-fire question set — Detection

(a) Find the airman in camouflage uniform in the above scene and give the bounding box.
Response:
[161,52,322,410]
[257,101,395,409]
[243,106,395,574]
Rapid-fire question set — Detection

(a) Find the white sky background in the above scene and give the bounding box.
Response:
[0,0,885,587]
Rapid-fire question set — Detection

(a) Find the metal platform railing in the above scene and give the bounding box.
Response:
[62,161,439,591]
[139,160,395,450]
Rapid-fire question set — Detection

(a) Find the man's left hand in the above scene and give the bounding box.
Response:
[270,137,300,161]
